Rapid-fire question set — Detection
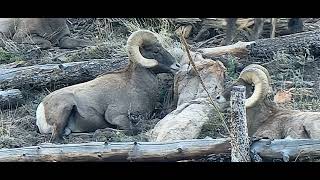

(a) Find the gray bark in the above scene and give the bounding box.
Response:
[230,85,250,162]
[199,30,320,60]
[0,58,128,90]
[0,89,24,109]
[0,138,230,162]
[1,138,320,162]
[247,29,320,61]
[251,139,320,162]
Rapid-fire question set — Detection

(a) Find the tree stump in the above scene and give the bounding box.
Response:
[230,85,250,162]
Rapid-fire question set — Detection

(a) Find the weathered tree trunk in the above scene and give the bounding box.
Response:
[247,29,320,60]
[0,58,128,90]
[230,86,250,162]
[0,89,24,109]
[251,139,320,162]
[199,30,320,61]
[0,138,230,162]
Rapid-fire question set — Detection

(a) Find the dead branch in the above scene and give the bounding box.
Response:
[198,41,254,58]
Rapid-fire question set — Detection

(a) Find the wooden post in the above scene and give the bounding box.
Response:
[230,85,251,162]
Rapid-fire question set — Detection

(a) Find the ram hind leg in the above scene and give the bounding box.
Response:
[302,120,320,139]
[12,33,52,49]
[59,36,92,49]
[49,105,74,143]
[253,127,282,140]
[105,108,134,135]
[105,111,131,128]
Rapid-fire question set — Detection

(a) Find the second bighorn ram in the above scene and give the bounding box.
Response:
[0,18,90,49]
[216,64,320,139]
[36,30,181,142]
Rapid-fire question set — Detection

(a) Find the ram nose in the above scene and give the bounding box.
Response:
[215,95,229,112]
[170,63,181,73]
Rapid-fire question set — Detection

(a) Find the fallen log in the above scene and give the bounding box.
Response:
[1,138,320,162]
[0,89,24,109]
[0,138,230,162]
[198,29,320,64]
[0,58,128,90]
[247,29,320,60]
[251,139,320,162]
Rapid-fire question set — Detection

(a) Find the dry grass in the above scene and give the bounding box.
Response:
[266,51,320,111]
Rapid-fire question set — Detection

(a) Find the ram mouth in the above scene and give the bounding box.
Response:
[170,63,181,73]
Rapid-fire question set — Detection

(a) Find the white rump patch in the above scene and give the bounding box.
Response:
[36,102,53,134]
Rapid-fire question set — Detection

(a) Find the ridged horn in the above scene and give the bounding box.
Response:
[243,64,271,84]
[126,29,159,68]
[239,66,270,108]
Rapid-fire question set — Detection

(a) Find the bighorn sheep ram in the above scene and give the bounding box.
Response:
[0,18,90,49]
[36,29,181,142]
[216,64,320,139]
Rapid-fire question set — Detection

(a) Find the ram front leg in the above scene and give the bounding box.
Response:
[59,36,92,49]
[13,33,52,49]
[105,106,134,135]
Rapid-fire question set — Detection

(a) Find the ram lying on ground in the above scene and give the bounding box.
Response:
[0,18,90,49]
[216,64,320,139]
[147,51,226,142]
[36,29,181,142]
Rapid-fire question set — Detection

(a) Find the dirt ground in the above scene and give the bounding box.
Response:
[1,18,320,162]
